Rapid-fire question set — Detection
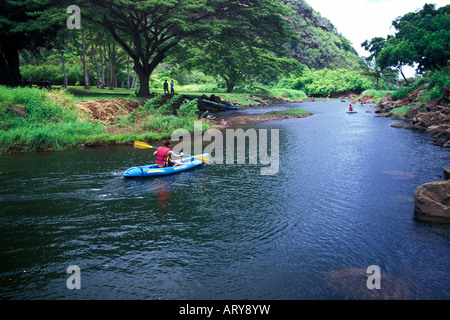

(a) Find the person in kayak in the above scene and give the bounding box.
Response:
[349,104,354,111]
[153,140,184,167]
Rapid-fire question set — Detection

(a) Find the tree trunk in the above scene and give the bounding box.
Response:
[98,33,105,89]
[81,29,90,89]
[0,42,22,86]
[126,53,131,89]
[131,71,137,89]
[109,42,115,90]
[226,80,234,93]
[399,67,409,85]
[61,51,68,88]
[135,68,150,96]
[89,28,101,87]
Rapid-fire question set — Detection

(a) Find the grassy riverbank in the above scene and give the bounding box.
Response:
[0,85,309,153]
[0,86,207,152]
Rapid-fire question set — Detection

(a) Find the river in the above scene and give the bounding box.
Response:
[0,99,449,300]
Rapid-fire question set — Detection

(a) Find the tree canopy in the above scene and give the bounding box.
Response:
[80,0,292,96]
[378,3,450,74]
[0,0,66,86]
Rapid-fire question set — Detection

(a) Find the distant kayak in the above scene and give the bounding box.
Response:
[347,110,357,114]
[123,154,209,178]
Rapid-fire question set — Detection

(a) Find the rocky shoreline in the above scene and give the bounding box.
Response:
[375,86,450,148]
[371,86,450,223]
[414,167,450,223]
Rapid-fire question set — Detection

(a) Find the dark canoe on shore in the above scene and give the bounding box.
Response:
[183,95,239,110]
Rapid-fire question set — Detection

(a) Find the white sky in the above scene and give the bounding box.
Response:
[306,0,449,77]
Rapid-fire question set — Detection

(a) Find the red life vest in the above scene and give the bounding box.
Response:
[155,147,170,165]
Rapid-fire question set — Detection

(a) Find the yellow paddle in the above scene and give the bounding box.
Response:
[133,140,210,164]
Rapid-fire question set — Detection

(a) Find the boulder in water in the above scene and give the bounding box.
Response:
[324,268,409,300]
[414,179,450,222]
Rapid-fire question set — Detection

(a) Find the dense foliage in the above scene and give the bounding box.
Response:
[277,68,383,95]
[379,4,450,73]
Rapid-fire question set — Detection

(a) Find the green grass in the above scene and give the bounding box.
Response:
[0,86,109,152]
[0,83,308,152]
[389,106,411,116]
[58,86,144,101]
[0,86,209,152]
[360,89,394,100]
[389,104,427,116]
[268,108,310,116]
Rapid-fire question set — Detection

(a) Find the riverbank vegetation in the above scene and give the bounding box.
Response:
[0,86,211,152]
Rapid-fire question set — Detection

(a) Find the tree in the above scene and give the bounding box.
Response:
[80,29,90,89]
[175,38,300,93]
[381,3,450,73]
[0,0,67,86]
[377,37,417,83]
[81,0,292,97]
[361,37,396,89]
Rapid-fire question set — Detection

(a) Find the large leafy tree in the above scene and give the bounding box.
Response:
[175,40,300,93]
[380,3,450,74]
[172,7,298,93]
[361,37,397,89]
[377,37,417,83]
[81,0,292,96]
[0,0,68,86]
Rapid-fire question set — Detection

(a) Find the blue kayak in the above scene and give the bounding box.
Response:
[347,110,357,113]
[123,154,209,178]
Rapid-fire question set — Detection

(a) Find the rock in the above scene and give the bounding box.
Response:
[294,98,303,103]
[405,108,418,118]
[412,103,425,110]
[425,98,442,112]
[414,179,450,222]
[441,86,450,102]
[365,110,372,113]
[391,122,405,128]
[444,167,450,180]
[324,268,409,299]
[432,127,450,147]
[425,125,440,133]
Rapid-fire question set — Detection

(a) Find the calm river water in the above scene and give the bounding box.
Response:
[0,100,449,300]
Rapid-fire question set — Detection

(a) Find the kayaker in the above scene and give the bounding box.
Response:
[349,104,354,111]
[153,140,184,167]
